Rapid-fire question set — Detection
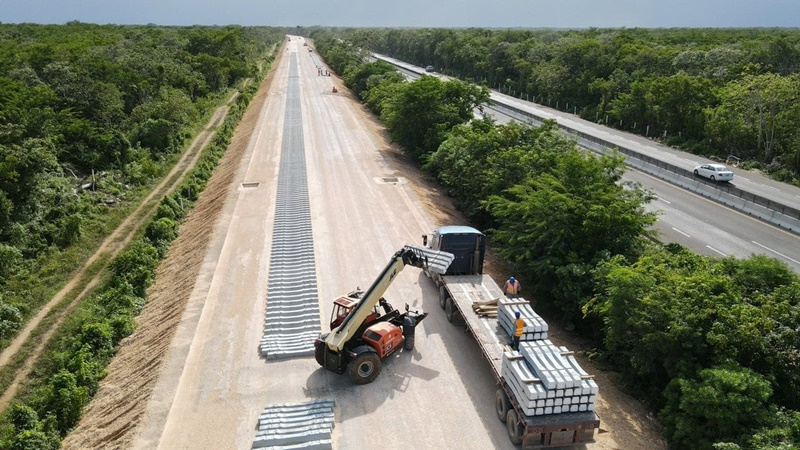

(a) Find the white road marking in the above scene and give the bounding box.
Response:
[760,184,779,191]
[672,227,691,237]
[686,160,699,165]
[706,245,727,256]
[657,197,671,204]
[752,241,800,265]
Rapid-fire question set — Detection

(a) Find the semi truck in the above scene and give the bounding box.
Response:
[421,225,601,448]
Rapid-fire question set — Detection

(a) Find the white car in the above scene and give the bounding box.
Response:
[693,164,734,182]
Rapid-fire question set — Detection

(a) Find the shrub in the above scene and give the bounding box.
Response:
[0,245,22,282]
[7,403,39,432]
[109,240,159,297]
[106,314,136,342]
[0,302,23,341]
[95,282,144,316]
[661,364,773,450]
[75,323,114,356]
[9,429,58,450]
[145,217,178,257]
[42,371,87,433]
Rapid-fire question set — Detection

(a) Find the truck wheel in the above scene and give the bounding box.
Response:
[445,297,457,323]
[495,388,510,422]
[506,409,524,445]
[438,286,448,310]
[349,351,382,385]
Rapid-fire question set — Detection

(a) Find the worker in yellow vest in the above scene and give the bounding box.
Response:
[512,311,524,351]
[504,276,521,298]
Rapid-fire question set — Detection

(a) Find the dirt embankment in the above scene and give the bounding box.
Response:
[61,53,283,449]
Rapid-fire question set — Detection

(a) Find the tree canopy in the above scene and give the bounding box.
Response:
[319,27,800,180]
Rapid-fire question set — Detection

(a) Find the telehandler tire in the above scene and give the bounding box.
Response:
[315,342,325,367]
[314,334,329,367]
[403,317,417,350]
[404,334,415,350]
[349,350,382,385]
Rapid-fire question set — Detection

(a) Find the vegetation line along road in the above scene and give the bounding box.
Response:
[61,47,282,450]
[0,92,237,412]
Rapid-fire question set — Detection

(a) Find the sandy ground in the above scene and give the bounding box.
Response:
[65,37,667,450]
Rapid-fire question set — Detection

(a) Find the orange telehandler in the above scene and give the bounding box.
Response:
[314,245,453,384]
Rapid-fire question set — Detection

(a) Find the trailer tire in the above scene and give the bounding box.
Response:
[439,286,448,310]
[495,388,510,422]
[349,350,382,385]
[445,296,457,323]
[506,409,524,445]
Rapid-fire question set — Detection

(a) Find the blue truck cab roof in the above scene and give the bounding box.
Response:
[432,226,485,275]
[436,225,482,236]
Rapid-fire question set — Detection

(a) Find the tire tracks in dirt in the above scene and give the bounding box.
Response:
[0,92,239,412]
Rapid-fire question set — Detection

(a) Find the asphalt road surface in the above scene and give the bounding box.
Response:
[477,86,800,274]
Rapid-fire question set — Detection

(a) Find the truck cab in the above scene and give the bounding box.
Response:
[424,226,485,275]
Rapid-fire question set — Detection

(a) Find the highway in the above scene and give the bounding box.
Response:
[376,54,800,211]
[381,54,800,274]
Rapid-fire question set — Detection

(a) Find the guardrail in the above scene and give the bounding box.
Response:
[378,55,800,234]
[490,100,800,234]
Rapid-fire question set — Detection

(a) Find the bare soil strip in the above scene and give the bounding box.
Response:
[0,93,238,412]
[61,60,281,449]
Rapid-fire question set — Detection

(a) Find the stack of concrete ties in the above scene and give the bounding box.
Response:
[500,340,598,417]
[497,298,548,341]
[406,245,455,275]
[253,399,335,449]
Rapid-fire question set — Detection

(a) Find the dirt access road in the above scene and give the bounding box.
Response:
[0,90,236,413]
[66,37,666,449]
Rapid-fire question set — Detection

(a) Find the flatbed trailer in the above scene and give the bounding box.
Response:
[423,226,599,448]
[434,274,600,448]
